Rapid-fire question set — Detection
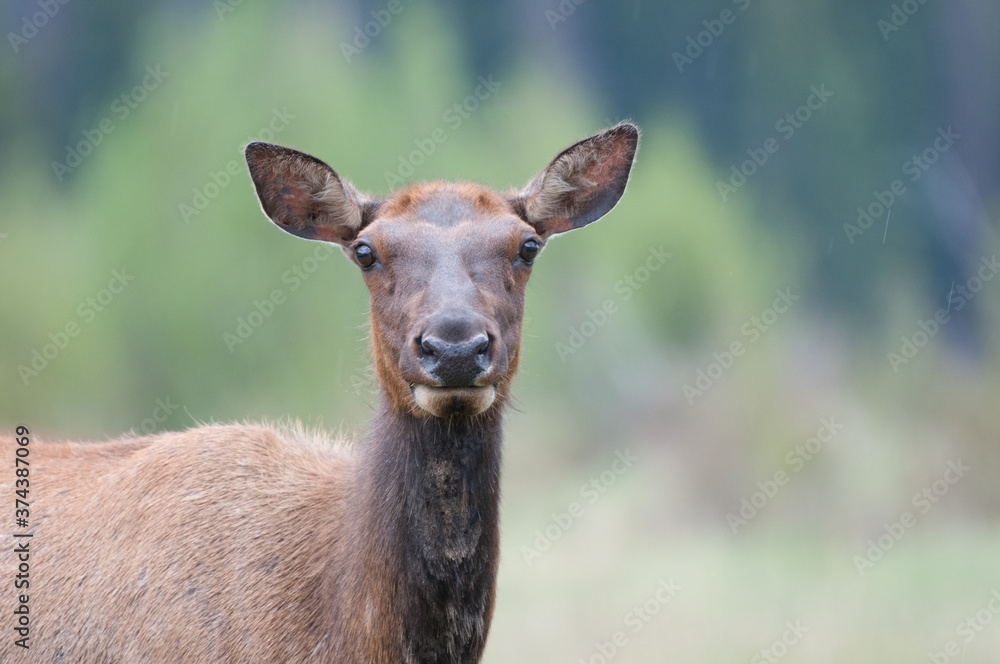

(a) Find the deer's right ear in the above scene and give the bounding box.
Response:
[512,122,639,239]
[244,142,379,246]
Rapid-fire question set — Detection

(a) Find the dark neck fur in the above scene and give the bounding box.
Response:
[352,395,503,662]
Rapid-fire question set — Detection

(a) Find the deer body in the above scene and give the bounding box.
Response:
[1,123,637,662]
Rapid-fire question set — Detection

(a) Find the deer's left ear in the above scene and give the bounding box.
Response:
[245,142,380,246]
[512,122,639,239]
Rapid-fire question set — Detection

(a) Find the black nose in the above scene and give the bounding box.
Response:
[419,334,491,387]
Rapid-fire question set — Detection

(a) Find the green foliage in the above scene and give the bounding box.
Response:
[0,3,779,436]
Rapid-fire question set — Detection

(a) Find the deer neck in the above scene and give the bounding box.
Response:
[353,395,503,662]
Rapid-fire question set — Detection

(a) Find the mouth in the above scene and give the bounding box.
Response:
[411,384,497,417]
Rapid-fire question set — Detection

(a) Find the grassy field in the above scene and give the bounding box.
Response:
[487,461,1000,663]
[480,353,1000,663]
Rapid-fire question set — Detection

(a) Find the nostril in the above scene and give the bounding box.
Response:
[419,337,439,358]
[474,335,490,356]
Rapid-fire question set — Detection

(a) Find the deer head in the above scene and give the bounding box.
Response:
[245,122,638,418]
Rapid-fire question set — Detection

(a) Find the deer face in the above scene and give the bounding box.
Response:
[245,123,638,418]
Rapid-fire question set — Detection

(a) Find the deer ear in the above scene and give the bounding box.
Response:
[244,142,379,246]
[513,122,639,238]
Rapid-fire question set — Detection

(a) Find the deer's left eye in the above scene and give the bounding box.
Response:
[354,243,377,269]
[518,239,540,264]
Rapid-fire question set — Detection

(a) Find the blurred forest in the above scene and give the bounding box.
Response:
[1,0,999,661]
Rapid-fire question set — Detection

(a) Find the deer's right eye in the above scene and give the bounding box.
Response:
[518,239,540,264]
[354,243,377,269]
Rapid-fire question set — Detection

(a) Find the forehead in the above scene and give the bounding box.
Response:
[364,182,533,248]
[380,181,512,223]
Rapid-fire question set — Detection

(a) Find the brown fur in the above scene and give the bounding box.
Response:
[0,123,638,662]
[2,424,355,661]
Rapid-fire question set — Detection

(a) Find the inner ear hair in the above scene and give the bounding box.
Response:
[245,142,381,245]
[515,122,639,237]
[524,146,599,222]
[311,164,366,231]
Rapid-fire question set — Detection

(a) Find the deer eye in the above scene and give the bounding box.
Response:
[353,243,377,269]
[518,239,540,264]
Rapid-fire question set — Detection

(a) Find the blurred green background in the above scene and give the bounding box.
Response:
[2,1,999,661]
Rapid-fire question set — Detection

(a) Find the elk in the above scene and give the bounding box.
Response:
[1,122,638,662]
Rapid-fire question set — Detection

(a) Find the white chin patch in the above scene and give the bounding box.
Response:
[412,385,497,417]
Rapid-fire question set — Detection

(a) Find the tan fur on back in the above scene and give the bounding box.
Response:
[0,424,355,662]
